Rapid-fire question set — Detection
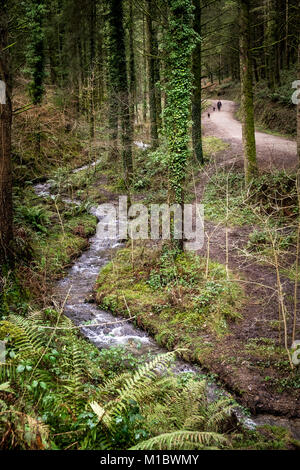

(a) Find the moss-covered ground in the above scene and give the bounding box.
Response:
[95,242,242,359]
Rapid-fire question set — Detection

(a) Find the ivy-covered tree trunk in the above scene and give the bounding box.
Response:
[192,0,203,164]
[108,0,133,184]
[153,23,162,133]
[239,0,258,184]
[164,0,196,249]
[0,3,13,268]
[146,0,159,148]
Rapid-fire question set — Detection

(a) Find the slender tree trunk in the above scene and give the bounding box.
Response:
[108,1,120,159]
[142,14,148,124]
[153,25,162,132]
[129,0,136,131]
[192,0,204,164]
[77,38,84,114]
[266,0,280,90]
[253,56,259,82]
[239,0,258,184]
[0,4,13,268]
[146,0,158,148]
[285,0,289,68]
[108,0,133,184]
[89,0,96,138]
[96,11,104,107]
[297,44,300,168]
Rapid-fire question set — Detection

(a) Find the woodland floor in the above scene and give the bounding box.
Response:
[35,98,300,430]
[191,100,299,418]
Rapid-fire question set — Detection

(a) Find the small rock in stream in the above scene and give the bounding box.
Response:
[85,294,95,304]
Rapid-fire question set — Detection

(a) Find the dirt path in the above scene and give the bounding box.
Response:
[192,101,300,420]
[203,100,297,171]
[196,219,300,418]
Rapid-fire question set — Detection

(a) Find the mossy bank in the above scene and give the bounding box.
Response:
[95,243,243,365]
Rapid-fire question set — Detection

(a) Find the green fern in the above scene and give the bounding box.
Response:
[90,352,176,427]
[0,315,44,358]
[130,430,228,450]
[62,343,86,412]
[0,313,236,450]
[0,364,16,383]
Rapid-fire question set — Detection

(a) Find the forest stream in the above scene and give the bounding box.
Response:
[34,155,300,441]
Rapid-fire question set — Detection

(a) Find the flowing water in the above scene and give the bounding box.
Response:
[34,160,300,440]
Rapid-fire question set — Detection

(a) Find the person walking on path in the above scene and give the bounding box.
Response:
[217,100,222,111]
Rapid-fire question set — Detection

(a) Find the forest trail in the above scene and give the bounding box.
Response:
[189,102,300,421]
[203,99,297,170]
[195,217,300,418]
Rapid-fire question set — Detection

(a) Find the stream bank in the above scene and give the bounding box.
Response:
[34,159,300,441]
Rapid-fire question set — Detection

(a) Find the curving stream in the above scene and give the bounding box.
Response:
[34,159,300,440]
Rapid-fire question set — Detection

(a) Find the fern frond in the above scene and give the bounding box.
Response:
[0,316,44,358]
[62,343,85,412]
[107,352,175,417]
[0,364,16,382]
[183,414,206,430]
[0,381,12,392]
[206,398,234,432]
[96,372,132,397]
[90,352,175,430]
[130,430,228,450]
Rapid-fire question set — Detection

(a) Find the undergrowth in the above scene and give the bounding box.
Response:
[203,170,298,227]
[0,312,295,450]
[0,311,240,450]
[2,185,98,314]
[124,136,228,204]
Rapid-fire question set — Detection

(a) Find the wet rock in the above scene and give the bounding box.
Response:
[85,294,95,304]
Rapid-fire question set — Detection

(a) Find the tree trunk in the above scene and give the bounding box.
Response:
[253,56,259,83]
[142,14,148,124]
[0,4,13,268]
[285,0,289,68]
[153,24,162,132]
[192,0,204,164]
[146,0,159,148]
[266,0,280,90]
[108,0,120,159]
[297,44,300,168]
[129,0,136,131]
[239,0,258,184]
[165,0,195,250]
[89,0,96,138]
[108,0,133,184]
